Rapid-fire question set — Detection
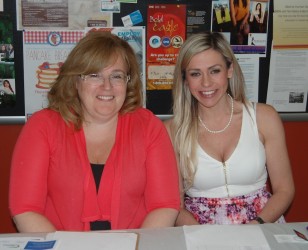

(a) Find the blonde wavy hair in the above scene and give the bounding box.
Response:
[171,32,248,190]
[48,31,143,130]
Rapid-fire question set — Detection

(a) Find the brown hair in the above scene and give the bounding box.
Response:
[48,31,143,130]
[3,80,14,94]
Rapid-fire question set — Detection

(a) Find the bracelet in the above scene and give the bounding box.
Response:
[255,216,265,224]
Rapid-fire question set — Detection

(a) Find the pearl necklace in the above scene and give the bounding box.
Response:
[198,94,234,134]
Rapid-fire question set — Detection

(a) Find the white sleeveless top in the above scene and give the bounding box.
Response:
[186,102,267,198]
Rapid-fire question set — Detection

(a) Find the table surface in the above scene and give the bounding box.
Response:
[1,222,307,250]
[134,222,308,250]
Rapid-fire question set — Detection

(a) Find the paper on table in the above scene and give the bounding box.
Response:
[184,225,271,250]
[0,237,44,250]
[275,234,308,244]
[46,231,138,250]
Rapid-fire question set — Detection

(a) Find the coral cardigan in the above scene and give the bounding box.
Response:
[9,108,180,230]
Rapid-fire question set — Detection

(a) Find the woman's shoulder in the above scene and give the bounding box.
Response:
[19,109,67,139]
[255,103,283,136]
[255,102,279,119]
[26,109,64,128]
[28,108,60,120]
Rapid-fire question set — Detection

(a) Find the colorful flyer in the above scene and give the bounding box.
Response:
[147,4,186,90]
[211,0,269,55]
[23,30,84,119]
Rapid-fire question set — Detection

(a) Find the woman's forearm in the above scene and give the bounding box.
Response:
[175,208,199,226]
[141,208,179,228]
[252,189,294,223]
[13,212,56,233]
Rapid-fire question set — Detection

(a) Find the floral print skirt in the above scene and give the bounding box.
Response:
[185,186,285,224]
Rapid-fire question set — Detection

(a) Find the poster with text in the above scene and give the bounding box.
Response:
[147,4,186,90]
[186,3,212,38]
[17,0,112,30]
[23,30,84,119]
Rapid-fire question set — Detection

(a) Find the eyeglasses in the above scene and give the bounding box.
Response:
[79,72,130,86]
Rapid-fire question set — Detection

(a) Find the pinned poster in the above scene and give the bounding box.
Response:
[122,10,143,27]
[0,13,16,109]
[23,30,84,119]
[146,4,186,90]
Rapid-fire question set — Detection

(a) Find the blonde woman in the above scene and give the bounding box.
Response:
[164,32,294,225]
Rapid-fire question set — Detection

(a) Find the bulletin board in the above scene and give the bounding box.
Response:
[0,0,307,124]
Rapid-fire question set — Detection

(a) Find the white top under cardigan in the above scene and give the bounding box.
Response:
[186,102,267,198]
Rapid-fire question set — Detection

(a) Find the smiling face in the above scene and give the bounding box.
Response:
[185,48,233,109]
[76,55,128,123]
[3,81,9,87]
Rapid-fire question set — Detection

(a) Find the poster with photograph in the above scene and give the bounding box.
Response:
[267,49,308,112]
[0,13,16,108]
[147,4,186,90]
[17,0,112,30]
[211,0,269,55]
[23,30,84,119]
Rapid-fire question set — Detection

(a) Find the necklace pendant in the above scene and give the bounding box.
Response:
[198,94,234,134]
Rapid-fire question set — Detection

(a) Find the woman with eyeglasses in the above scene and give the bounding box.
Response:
[9,32,180,232]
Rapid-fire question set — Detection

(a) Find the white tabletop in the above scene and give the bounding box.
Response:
[134,222,308,250]
[1,222,307,250]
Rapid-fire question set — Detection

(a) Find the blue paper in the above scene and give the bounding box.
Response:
[24,240,57,250]
[129,10,143,25]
